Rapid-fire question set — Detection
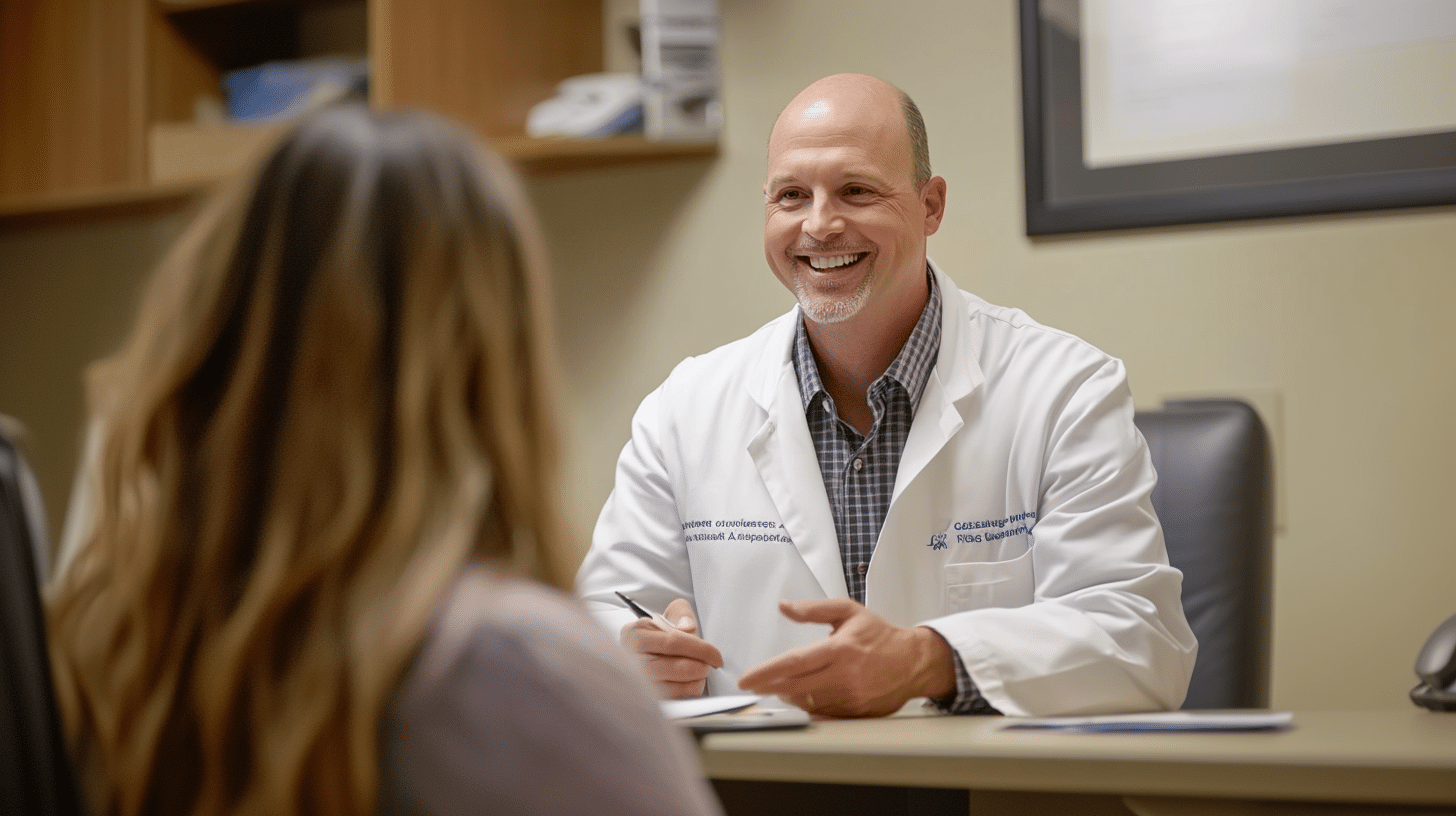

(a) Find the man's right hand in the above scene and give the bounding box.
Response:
[620,598,724,698]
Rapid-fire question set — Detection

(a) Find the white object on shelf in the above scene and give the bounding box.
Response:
[639,0,721,142]
[526,72,645,138]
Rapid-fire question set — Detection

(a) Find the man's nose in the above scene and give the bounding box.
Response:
[803,198,844,240]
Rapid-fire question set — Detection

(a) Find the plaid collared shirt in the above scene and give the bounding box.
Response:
[791,270,996,715]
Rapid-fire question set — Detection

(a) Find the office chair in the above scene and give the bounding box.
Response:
[0,421,88,815]
[1134,399,1274,710]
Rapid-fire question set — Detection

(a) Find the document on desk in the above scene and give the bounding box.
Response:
[661,695,811,733]
[661,694,762,720]
[1002,710,1293,733]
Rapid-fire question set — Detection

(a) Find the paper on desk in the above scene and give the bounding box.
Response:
[682,706,810,734]
[1002,710,1293,733]
[661,694,762,720]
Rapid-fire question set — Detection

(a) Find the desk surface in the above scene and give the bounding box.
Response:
[698,709,1456,807]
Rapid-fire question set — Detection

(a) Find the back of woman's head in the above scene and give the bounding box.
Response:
[48,104,571,816]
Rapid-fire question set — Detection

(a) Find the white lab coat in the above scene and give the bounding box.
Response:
[577,262,1197,716]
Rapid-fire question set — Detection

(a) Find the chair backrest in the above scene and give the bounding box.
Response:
[1134,399,1274,710]
[0,423,87,815]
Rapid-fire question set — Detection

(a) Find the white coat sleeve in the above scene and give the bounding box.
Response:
[922,358,1198,717]
[575,386,695,637]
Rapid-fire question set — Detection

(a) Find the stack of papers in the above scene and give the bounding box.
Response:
[1003,710,1293,733]
[661,694,761,720]
[661,694,811,733]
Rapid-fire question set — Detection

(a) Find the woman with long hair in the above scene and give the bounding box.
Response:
[45,104,721,816]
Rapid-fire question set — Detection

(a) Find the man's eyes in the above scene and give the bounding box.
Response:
[773,185,876,202]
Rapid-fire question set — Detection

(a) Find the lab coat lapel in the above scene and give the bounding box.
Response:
[745,313,850,601]
[868,264,984,624]
[892,262,981,501]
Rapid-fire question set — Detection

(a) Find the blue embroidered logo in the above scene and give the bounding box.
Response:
[928,532,948,551]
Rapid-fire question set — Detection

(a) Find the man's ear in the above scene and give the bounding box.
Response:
[921,176,947,236]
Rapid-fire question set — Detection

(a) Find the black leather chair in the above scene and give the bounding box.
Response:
[0,421,87,815]
[1134,399,1274,710]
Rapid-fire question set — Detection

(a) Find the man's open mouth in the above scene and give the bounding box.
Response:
[804,252,868,270]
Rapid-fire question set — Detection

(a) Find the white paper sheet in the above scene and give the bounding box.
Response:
[660,694,762,720]
[1003,710,1294,733]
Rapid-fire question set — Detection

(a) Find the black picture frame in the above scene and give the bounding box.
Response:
[1018,0,1456,236]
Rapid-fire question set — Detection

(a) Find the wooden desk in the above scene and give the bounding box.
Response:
[698,709,1456,816]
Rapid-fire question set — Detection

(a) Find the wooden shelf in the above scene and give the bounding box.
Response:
[0,0,718,222]
[0,181,206,225]
[145,122,718,183]
[498,135,718,174]
[0,134,716,222]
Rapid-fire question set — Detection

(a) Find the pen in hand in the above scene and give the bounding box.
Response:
[616,591,726,694]
[615,591,680,633]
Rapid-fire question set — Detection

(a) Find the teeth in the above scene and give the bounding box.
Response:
[809,254,860,270]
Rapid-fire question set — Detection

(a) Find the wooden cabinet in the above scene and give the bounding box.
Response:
[0,0,149,208]
[0,0,715,216]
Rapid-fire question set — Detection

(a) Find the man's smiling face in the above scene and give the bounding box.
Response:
[763,75,942,328]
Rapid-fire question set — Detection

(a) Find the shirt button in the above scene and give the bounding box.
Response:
[852,458,864,472]
[857,563,867,576]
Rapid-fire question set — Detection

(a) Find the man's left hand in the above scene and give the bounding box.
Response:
[736,598,958,718]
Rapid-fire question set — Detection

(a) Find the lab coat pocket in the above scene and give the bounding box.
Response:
[942,548,1033,611]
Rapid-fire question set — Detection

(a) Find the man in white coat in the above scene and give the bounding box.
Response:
[576,73,1197,718]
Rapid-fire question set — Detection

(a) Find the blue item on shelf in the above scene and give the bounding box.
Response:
[223,57,369,123]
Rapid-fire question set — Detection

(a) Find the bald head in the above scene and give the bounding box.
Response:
[770,74,931,190]
[761,72,947,334]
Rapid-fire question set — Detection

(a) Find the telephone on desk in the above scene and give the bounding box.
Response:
[1411,612,1456,711]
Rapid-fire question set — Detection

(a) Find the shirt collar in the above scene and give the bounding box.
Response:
[792,268,942,412]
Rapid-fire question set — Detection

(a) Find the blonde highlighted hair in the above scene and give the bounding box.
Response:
[46,105,572,816]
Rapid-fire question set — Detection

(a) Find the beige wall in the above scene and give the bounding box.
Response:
[543,0,1456,713]
[2,0,1452,713]
[0,204,194,544]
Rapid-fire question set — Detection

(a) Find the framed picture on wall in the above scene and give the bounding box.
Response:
[1018,0,1456,235]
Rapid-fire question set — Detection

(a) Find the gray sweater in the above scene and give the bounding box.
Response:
[378,567,722,816]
